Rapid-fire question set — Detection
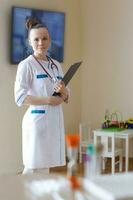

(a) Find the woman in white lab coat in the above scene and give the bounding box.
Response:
[14,17,69,174]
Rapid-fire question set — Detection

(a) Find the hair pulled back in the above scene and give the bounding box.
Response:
[25,17,47,31]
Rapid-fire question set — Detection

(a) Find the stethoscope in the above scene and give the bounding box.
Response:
[46,55,58,71]
[46,55,60,82]
[33,54,60,83]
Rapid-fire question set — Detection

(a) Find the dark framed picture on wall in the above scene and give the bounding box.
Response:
[10,6,65,64]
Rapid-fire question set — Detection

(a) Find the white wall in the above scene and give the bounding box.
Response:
[81,0,133,156]
[0,0,81,174]
[2,0,133,174]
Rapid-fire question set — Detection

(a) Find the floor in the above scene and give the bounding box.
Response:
[50,157,133,176]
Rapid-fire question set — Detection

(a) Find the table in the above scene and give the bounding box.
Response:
[93,129,133,172]
[0,173,96,200]
[83,172,133,200]
[0,172,132,200]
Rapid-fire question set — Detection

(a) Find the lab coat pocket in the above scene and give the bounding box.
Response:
[29,108,47,133]
[36,73,48,89]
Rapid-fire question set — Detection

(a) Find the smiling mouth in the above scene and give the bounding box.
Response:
[38,48,45,50]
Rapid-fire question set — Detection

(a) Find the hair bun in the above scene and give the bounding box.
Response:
[25,17,41,30]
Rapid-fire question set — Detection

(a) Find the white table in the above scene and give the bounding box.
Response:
[0,173,95,200]
[83,172,133,200]
[93,129,133,172]
[0,172,133,200]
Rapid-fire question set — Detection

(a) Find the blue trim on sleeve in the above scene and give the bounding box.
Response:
[16,93,25,103]
[36,74,48,79]
[57,76,62,80]
[31,110,45,114]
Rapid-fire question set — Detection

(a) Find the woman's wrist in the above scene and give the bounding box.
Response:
[64,95,69,103]
[62,88,69,102]
[61,93,69,103]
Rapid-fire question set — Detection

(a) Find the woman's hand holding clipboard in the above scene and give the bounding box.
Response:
[53,61,82,96]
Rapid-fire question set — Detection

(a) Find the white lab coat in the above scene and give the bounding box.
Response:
[14,55,65,169]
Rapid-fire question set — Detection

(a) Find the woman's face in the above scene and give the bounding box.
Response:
[29,27,51,56]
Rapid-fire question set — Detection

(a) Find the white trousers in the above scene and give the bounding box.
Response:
[23,167,49,175]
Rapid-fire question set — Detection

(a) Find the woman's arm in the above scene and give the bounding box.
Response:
[23,95,64,106]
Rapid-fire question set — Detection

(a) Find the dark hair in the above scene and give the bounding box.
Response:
[25,17,48,31]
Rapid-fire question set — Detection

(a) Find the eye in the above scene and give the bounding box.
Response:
[43,37,48,41]
[34,38,39,42]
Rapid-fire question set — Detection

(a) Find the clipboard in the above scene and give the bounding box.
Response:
[53,61,82,96]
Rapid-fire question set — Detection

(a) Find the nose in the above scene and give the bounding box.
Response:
[38,39,43,45]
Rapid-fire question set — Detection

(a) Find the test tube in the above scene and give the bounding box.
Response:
[66,134,80,189]
[84,143,103,179]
